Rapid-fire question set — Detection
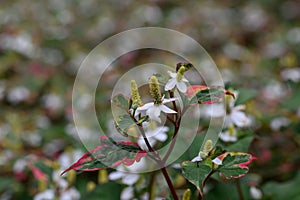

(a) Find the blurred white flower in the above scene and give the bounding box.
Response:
[219,127,237,142]
[229,105,250,127]
[262,81,287,101]
[136,97,177,123]
[7,86,30,104]
[121,186,134,200]
[165,71,189,93]
[53,170,68,190]
[58,150,84,172]
[13,158,27,173]
[286,27,300,44]
[270,116,290,131]
[60,187,80,200]
[42,94,64,111]
[109,165,139,186]
[250,186,263,200]
[137,122,169,150]
[34,189,55,200]
[0,123,10,140]
[201,104,226,118]
[280,68,300,82]
[35,115,50,129]
[22,131,42,147]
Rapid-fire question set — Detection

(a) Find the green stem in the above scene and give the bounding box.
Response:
[148,172,156,200]
[236,179,244,200]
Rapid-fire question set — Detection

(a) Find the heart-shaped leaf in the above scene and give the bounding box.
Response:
[217,152,255,179]
[61,136,147,175]
[181,160,213,197]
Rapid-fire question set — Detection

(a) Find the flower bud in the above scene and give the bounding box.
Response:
[130,80,142,109]
[149,76,162,104]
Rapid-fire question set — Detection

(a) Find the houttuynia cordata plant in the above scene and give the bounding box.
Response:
[62,63,256,199]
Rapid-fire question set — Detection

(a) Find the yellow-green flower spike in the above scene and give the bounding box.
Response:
[228,125,235,136]
[149,76,162,104]
[176,66,186,82]
[130,80,142,109]
[200,139,213,159]
[203,139,213,153]
[183,188,191,200]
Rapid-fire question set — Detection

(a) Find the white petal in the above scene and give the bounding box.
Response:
[108,171,125,180]
[212,157,222,165]
[233,105,246,111]
[137,102,154,111]
[159,105,177,114]
[168,71,177,78]
[154,132,168,142]
[231,111,250,127]
[191,155,202,162]
[165,78,177,91]
[121,187,134,200]
[182,77,189,82]
[162,97,177,104]
[219,131,237,142]
[123,174,139,185]
[147,106,162,123]
[176,81,187,93]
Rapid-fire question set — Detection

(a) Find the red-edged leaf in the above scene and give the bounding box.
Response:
[28,162,48,182]
[61,136,147,175]
[217,152,256,179]
[186,85,235,104]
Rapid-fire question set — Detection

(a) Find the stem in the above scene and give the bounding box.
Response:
[148,172,156,200]
[235,179,244,200]
[161,167,179,200]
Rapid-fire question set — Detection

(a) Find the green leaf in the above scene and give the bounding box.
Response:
[111,94,130,110]
[226,136,254,152]
[218,153,251,179]
[182,160,213,196]
[61,136,147,174]
[282,91,300,110]
[263,171,300,200]
[82,182,121,200]
[234,88,257,105]
[115,114,136,137]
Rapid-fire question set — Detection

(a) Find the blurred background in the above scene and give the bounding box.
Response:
[0,0,300,199]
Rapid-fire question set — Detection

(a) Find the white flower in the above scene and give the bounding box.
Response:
[250,186,263,200]
[165,71,189,93]
[270,116,290,131]
[137,123,169,150]
[109,169,139,186]
[121,186,134,200]
[191,153,203,162]
[7,86,30,104]
[34,189,55,200]
[229,105,250,127]
[60,187,80,200]
[280,68,300,82]
[136,97,177,123]
[191,154,222,166]
[212,157,222,165]
[219,128,237,142]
